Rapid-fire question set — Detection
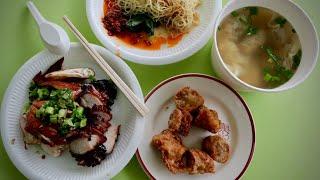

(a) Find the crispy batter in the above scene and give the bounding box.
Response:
[202,135,230,163]
[194,106,221,133]
[152,129,187,173]
[174,87,204,112]
[168,108,193,136]
[184,149,215,174]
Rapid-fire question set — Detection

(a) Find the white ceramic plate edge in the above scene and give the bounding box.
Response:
[86,0,222,65]
[0,43,145,180]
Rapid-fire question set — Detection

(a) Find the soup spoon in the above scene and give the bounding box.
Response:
[27,1,70,55]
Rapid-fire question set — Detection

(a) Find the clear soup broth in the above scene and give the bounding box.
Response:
[217,7,302,88]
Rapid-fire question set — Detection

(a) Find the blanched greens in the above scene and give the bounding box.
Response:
[126,14,156,36]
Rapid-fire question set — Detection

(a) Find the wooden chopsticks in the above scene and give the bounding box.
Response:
[63,16,149,117]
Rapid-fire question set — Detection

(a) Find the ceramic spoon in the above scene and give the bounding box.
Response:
[27,1,70,55]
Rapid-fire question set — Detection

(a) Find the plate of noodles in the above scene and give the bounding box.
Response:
[86,0,222,65]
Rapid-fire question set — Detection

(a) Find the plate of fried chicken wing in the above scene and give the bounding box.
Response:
[137,73,255,180]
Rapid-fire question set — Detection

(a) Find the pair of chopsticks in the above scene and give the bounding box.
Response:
[63,16,149,117]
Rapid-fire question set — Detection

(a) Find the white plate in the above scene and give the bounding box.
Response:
[86,0,222,65]
[0,43,145,180]
[136,73,255,179]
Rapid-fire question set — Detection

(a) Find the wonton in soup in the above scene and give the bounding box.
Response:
[217,7,302,88]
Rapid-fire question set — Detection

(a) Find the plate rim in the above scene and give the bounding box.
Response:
[86,0,223,65]
[135,73,255,180]
[0,43,145,179]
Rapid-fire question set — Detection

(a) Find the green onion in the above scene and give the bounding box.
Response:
[231,11,239,17]
[37,88,49,100]
[49,114,58,124]
[246,26,258,36]
[88,75,96,82]
[274,17,287,27]
[261,46,281,65]
[45,106,54,115]
[263,72,281,82]
[74,107,84,118]
[80,118,87,128]
[248,7,258,16]
[36,108,44,118]
[58,109,67,118]
[63,118,74,127]
[293,49,302,69]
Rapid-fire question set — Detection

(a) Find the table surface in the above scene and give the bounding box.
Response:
[0,0,319,179]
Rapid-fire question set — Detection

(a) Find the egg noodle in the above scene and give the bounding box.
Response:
[116,0,200,33]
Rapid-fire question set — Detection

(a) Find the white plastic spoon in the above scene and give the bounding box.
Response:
[27,1,70,55]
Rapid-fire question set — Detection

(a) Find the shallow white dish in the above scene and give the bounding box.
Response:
[211,0,319,92]
[136,73,255,180]
[0,43,145,180]
[86,0,222,65]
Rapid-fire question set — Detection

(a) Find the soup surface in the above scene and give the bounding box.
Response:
[217,7,302,88]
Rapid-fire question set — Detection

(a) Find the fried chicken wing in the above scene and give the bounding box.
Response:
[202,135,230,163]
[194,106,221,133]
[152,129,187,173]
[174,87,204,112]
[168,109,193,136]
[184,149,215,174]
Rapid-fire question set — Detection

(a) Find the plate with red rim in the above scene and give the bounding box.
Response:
[136,73,255,180]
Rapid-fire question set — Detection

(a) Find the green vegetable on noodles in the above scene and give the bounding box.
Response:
[126,14,156,36]
[274,17,287,27]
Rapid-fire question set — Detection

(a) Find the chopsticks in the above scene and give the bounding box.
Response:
[63,16,149,117]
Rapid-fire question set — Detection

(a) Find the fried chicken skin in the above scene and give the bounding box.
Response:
[202,135,230,163]
[168,109,193,136]
[174,87,204,112]
[194,106,221,133]
[151,129,187,173]
[183,149,215,174]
